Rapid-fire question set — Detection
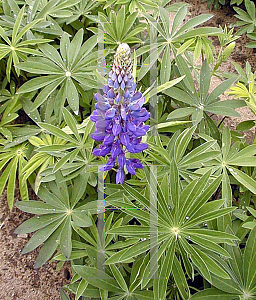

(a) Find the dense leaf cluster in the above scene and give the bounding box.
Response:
[0,0,256,299]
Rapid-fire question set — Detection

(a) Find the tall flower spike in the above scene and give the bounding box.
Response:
[91,43,150,184]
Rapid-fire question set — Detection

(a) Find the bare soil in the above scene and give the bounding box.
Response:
[0,190,72,300]
[0,1,255,300]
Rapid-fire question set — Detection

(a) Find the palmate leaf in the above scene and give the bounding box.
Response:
[22,133,67,193]
[57,212,143,300]
[70,212,139,259]
[199,127,256,197]
[35,112,96,183]
[191,227,256,300]
[0,80,22,116]
[0,14,50,82]
[14,172,93,267]
[0,84,21,142]
[61,0,99,25]
[16,29,98,115]
[105,163,238,299]
[146,126,221,182]
[0,143,28,209]
[73,260,155,300]
[88,7,146,45]
[98,0,159,13]
[234,0,256,36]
[1,0,80,37]
[228,70,256,115]
[165,57,244,125]
[138,5,222,80]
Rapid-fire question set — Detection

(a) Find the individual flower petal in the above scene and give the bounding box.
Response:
[100,157,115,171]
[137,114,150,122]
[121,81,126,90]
[116,167,125,184]
[107,78,114,87]
[103,134,115,145]
[93,145,111,156]
[96,119,110,129]
[107,88,115,99]
[91,131,105,141]
[95,93,106,102]
[121,108,126,120]
[114,80,119,89]
[124,89,130,98]
[126,80,132,88]
[105,107,116,119]
[115,93,121,104]
[103,85,110,94]
[127,121,136,132]
[120,133,130,146]
[112,72,117,81]
[132,91,142,101]
[134,125,150,137]
[126,160,136,175]
[134,143,148,152]
[118,152,126,168]
[95,101,111,111]
[118,74,123,83]
[111,141,121,158]
[131,159,144,169]
[112,118,122,136]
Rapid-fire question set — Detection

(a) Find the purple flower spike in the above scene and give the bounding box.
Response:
[91,43,150,184]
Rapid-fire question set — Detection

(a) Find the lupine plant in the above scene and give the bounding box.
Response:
[0,1,256,300]
[91,43,149,183]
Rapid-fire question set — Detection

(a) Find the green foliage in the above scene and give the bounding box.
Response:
[89,6,146,45]
[234,0,256,38]
[0,0,256,299]
[96,0,161,12]
[17,29,98,116]
[14,172,93,267]
[203,0,256,48]
[191,227,256,299]
[0,6,51,81]
[228,62,256,116]
[105,168,237,298]
[165,58,243,124]
[138,5,222,81]
[0,143,28,209]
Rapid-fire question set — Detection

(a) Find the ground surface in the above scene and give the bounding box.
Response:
[0,191,72,300]
[0,1,255,299]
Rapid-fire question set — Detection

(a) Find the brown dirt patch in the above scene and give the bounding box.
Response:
[0,190,72,300]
